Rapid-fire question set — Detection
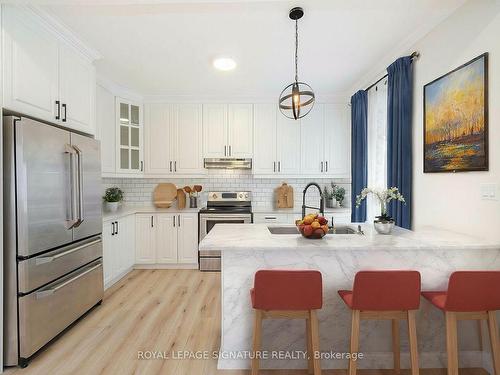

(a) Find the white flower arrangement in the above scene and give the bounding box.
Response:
[355,187,405,218]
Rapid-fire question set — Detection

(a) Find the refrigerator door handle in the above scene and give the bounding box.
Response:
[73,145,84,227]
[65,144,79,229]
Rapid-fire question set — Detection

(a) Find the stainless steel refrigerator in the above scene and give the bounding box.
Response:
[2,116,103,367]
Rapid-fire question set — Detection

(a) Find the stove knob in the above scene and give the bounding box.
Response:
[244,193,249,199]
[238,193,244,199]
[211,193,218,199]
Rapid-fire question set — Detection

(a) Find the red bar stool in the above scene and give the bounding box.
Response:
[250,270,323,375]
[422,271,500,375]
[338,270,421,375]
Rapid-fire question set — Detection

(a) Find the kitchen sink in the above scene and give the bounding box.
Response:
[268,226,363,235]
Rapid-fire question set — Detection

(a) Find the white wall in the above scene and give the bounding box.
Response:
[411,0,500,241]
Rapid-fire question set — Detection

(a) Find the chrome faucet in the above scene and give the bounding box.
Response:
[301,182,324,218]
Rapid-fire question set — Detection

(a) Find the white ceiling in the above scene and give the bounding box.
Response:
[42,0,466,99]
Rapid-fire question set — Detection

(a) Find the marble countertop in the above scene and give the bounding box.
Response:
[199,223,500,252]
[103,204,199,221]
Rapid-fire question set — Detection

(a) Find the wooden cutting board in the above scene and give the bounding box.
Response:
[153,183,177,208]
[177,189,186,209]
[276,183,294,208]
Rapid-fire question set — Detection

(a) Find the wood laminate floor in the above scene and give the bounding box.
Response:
[4,270,489,375]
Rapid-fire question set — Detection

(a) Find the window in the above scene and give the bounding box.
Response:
[366,80,388,221]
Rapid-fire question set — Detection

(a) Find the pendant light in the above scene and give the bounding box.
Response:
[279,7,315,120]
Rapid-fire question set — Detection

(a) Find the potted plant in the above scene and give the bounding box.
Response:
[184,185,203,208]
[322,185,336,208]
[103,187,124,212]
[355,187,405,234]
[323,183,346,208]
[333,184,345,207]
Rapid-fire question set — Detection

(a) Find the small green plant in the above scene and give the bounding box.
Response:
[103,187,124,203]
[323,183,346,205]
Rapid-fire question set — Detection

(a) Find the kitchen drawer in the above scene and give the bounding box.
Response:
[18,236,102,293]
[253,213,289,224]
[18,260,103,359]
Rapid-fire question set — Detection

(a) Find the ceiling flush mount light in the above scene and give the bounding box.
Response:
[279,7,315,120]
[213,57,237,71]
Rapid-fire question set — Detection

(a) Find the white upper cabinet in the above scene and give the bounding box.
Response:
[59,44,96,135]
[96,84,116,174]
[203,104,227,158]
[203,104,253,158]
[276,114,301,174]
[116,98,143,174]
[173,104,204,174]
[300,105,325,175]
[324,104,350,177]
[253,104,277,174]
[2,6,96,135]
[228,104,253,158]
[2,6,59,122]
[145,103,173,174]
[145,103,204,175]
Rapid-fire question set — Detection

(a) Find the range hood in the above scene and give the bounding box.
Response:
[204,158,252,170]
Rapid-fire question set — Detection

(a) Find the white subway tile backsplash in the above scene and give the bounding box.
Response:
[103,171,351,210]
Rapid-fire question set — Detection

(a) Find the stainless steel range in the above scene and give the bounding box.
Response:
[198,192,252,271]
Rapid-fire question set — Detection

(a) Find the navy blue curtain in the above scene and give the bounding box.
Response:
[387,56,413,229]
[351,90,368,223]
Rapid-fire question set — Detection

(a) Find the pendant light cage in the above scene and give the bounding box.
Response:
[279,7,315,120]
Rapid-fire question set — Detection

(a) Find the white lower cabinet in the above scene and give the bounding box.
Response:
[135,213,198,266]
[103,215,135,289]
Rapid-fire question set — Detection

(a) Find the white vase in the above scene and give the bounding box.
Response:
[106,201,119,212]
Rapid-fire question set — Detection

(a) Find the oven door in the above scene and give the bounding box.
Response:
[199,213,252,244]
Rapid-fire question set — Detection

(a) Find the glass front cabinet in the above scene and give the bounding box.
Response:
[116,98,144,174]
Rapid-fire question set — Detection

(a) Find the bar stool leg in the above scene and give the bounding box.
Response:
[251,309,262,375]
[306,316,313,374]
[445,312,459,375]
[392,319,401,374]
[309,310,321,375]
[348,310,360,375]
[487,311,500,375]
[407,310,419,375]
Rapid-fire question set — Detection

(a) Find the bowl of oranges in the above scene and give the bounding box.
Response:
[296,214,329,239]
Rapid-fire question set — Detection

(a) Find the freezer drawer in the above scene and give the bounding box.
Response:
[18,236,102,293]
[18,260,103,359]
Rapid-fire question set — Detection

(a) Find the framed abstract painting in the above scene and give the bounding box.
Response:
[423,53,488,173]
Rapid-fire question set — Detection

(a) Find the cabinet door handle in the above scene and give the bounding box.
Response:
[170,161,172,172]
[55,100,61,120]
[115,221,119,235]
[140,161,144,172]
[111,222,115,236]
[229,145,231,156]
[278,161,281,172]
[173,215,176,227]
[151,216,154,228]
[178,215,181,227]
[224,145,227,157]
[62,103,67,122]
[321,161,323,173]
[273,161,276,172]
[174,161,177,172]
[325,161,328,172]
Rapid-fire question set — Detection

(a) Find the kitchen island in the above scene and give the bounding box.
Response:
[198,223,500,372]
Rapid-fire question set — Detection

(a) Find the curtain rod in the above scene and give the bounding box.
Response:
[363,51,420,92]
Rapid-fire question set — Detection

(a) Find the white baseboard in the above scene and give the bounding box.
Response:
[104,267,134,290]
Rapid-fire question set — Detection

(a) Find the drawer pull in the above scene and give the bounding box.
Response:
[265,217,277,220]
[35,262,102,299]
[35,239,101,265]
